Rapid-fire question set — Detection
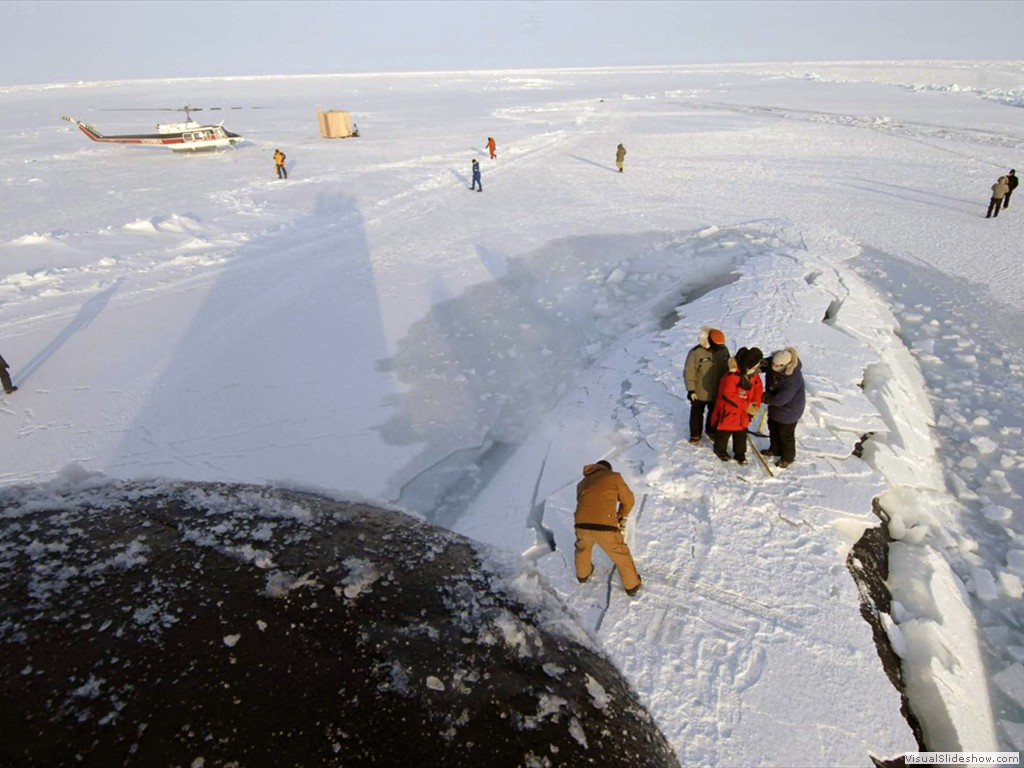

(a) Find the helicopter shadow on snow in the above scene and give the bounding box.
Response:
[107,191,391,482]
[14,278,125,387]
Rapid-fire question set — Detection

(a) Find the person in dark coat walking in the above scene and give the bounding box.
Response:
[761,347,805,468]
[683,327,730,445]
[574,460,641,596]
[1005,169,1018,209]
[615,143,626,173]
[470,159,482,191]
[710,347,763,464]
[987,176,1009,218]
[0,352,17,395]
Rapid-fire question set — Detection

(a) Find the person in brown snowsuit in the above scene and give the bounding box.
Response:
[574,460,641,596]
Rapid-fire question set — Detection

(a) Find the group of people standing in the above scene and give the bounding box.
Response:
[684,327,806,468]
[986,169,1017,218]
[573,326,807,598]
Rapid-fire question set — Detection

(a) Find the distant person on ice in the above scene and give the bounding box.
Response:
[761,347,805,469]
[574,460,642,597]
[1004,169,1018,209]
[987,175,1009,218]
[684,327,730,445]
[710,347,764,464]
[0,352,17,395]
[486,137,497,159]
[615,143,626,173]
[470,159,482,191]
[274,149,287,180]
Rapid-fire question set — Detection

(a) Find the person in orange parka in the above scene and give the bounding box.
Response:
[710,347,764,464]
[486,136,496,159]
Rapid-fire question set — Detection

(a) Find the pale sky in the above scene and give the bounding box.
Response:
[2,0,1021,86]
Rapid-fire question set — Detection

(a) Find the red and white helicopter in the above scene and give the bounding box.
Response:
[61,105,254,152]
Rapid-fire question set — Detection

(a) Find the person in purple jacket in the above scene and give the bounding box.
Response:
[760,347,805,468]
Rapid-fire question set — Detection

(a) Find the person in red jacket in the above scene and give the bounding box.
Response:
[710,347,763,464]
[486,137,497,159]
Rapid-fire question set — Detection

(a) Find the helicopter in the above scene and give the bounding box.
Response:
[60,105,257,152]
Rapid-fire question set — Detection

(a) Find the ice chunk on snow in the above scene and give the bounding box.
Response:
[983,505,1013,523]
[891,600,911,623]
[1008,551,1024,574]
[1000,572,1024,599]
[970,436,997,455]
[993,663,1024,706]
[971,568,999,601]
[605,267,627,285]
[882,614,909,659]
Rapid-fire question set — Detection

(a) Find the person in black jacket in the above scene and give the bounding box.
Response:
[0,352,17,395]
[1005,169,1018,210]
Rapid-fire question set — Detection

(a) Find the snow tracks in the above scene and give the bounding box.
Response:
[455,225,922,764]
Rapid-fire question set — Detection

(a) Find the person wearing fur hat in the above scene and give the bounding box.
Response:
[761,347,805,469]
[683,327,731,445]
[709,347,764,464]
[1005,169,1018,209]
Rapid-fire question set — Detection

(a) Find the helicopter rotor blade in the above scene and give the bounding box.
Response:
[98,106,266,112]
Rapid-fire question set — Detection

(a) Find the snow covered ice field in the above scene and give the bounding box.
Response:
[2,60,1023,763]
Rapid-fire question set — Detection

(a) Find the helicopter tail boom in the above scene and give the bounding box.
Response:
[61,115,107,142]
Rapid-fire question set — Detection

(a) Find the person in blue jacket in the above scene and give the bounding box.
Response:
[761,347,805,468]
[470,159,482,192]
